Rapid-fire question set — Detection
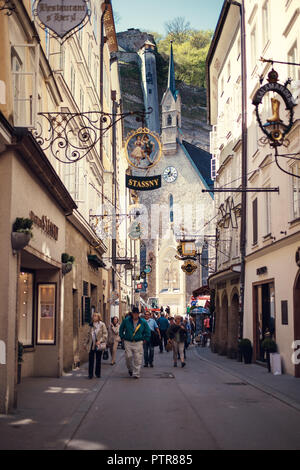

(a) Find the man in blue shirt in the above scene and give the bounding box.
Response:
[157,312,170,353]
[143,311,161,368]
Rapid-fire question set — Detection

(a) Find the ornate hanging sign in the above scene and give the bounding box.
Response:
[126,175,161,191]
[128,221,143,240]
[252,69,296,147]
[124,128,162,171]
[34,0,89,42]
[181,260,198,276]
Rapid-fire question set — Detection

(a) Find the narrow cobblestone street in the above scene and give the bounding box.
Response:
[1,346,300,451]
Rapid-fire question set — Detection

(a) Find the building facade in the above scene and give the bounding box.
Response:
[0,0,130,413]
[207,0,300,374]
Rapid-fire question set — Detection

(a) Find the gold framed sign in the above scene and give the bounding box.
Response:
[124,128,162,170]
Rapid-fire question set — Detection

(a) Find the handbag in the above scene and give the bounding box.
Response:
[166,339,173,352]
[151,330,160,347]
[102,349,109,360]
[96,342,107,352]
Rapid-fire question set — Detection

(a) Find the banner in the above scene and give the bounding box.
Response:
[126,175,161,191]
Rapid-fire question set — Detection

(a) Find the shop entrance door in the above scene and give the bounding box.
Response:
[254,281,275,363]
[294,271,300,378]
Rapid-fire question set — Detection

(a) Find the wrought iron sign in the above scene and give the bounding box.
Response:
[218,197,239,230]
[253,69,296,148]
[32,108,152,164]
[33,0,90,43]
[253,68,299,179]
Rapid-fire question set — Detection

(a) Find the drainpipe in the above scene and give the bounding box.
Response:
[228,0,247,340]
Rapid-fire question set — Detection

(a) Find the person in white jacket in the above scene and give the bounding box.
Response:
[85,313,108,379]
[107,316,120,365]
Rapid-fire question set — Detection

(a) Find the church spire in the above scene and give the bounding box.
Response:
[168,41,176,99]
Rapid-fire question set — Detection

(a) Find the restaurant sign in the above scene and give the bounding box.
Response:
[35,0,89,41]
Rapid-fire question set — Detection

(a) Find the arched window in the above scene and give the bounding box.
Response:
[167,114,172,126]
[169,194,174,223]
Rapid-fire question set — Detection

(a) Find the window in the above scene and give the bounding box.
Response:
[70,64,76,97]
[251,26,257,70]
[292,162,300,219]
[288,42,299,81]
[18,271,34,347]
[167,114,172,126]
[253,198,258,245]
[37,284,56,345]
[169,194,174,223]
[264,186,271,235]
[262,1,270,47]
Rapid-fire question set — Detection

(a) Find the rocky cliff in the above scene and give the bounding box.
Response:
[116,29,211,151]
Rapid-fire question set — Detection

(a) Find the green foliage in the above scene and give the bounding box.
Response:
[261,339,277,353]
[61,253,75,264]
[238,339,252,351]
[155,28,213,88]
[13,218,33,237]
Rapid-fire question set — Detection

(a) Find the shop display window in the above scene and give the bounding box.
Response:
[37,284,56,345]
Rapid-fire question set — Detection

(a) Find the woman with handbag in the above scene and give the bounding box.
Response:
[167,315,187,368]
[85,313,108,379]
[107,316,120,365]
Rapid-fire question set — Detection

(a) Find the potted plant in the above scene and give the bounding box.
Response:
[17,341,24,384]
[61,253,75,275]
[261,338,277,372]
[238,338,253,364]
[11,218,33,250]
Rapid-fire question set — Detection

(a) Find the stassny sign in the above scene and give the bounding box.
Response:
[126,175,161,191]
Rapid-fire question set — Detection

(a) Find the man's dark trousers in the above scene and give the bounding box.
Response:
[159,330,168,352]
[143,341,154,365]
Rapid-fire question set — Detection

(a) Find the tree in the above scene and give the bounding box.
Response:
[164,17,191,44]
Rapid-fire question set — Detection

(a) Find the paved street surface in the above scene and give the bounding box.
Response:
[1,345,300,450]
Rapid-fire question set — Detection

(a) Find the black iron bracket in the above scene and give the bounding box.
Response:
[32,108,153,164]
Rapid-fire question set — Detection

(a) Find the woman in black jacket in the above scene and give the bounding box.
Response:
[167,315,187,368]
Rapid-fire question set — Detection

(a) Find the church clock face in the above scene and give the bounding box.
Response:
[163,166,178,183]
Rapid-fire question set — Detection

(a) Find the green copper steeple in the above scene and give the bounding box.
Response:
[168,41,177,99]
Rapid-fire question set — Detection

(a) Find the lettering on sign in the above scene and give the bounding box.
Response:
[36,0,89,40]
[126,175,161,191]
[29,211,59,241]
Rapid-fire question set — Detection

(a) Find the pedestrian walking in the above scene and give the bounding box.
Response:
[119,307,151,379]
[143,311,161,368]
[85,313,108,379]
[107,316,120,365]
[167,315,187,368]
[157,312,170,353]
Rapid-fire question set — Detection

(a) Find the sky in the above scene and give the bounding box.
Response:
[112,0,225,36]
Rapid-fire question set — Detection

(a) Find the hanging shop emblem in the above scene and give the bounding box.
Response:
[126,175,161,191]
[181,260,198,276]
[35,0,89,41]
[125,128,162,171]
[252,69,296,147]
[128,221,143,240]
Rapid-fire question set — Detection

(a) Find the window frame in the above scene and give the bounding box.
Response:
[36,283,57,346]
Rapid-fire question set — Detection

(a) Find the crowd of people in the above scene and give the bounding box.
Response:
[85,306,197,380]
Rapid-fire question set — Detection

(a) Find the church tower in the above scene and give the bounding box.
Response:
[138,40,160,134]
[161,42,182,155]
